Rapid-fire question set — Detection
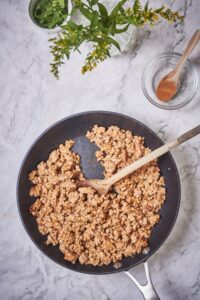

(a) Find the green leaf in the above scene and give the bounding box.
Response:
[111,24,129,34]
[98,3,111,28]
[106,37,121,51]
[79,6,93,21]
[98,3,108,19]
[144,1,149,12]
[91,12,99,27]
[111,0,127,17]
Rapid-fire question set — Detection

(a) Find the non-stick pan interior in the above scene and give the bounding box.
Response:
[17,111,180,274]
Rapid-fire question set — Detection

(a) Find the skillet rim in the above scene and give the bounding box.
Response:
[17,110,181,274]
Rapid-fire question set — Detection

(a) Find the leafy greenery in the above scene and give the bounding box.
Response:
[33,0,68,29]
[50,0,184,78]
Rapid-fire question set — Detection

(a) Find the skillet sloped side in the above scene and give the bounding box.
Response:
[17,111,181,274]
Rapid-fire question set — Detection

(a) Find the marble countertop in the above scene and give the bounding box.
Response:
[0,0,200,299]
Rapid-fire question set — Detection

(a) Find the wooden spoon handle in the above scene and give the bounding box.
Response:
[177,124,200,144]
[175,29,200,76]
[107,125,200,186]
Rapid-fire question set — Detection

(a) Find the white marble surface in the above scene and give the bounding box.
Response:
[0,0,200,299]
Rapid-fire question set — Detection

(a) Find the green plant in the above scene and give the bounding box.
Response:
[50,0,184,78]
[34,0,68,29]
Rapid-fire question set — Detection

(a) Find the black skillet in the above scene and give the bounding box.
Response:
[17,111,181,300]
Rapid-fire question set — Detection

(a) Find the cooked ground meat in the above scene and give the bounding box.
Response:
[29,125,165,266]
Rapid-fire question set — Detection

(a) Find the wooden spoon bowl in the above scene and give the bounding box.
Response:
[156,30,200,102]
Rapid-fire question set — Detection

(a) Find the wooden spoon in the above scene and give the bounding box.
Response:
[79,125,200,194]
[156,29,200,102]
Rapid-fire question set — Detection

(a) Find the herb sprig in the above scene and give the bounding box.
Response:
[50,0,183,78]
[34,0,68,29]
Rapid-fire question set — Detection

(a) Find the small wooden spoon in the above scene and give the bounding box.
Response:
[79,125,200,194]
[156,29,200,102]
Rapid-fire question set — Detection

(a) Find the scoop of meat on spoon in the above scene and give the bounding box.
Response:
[156,29,200,102]
[79,125,200,194]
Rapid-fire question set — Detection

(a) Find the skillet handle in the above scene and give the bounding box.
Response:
[124,261,160,300]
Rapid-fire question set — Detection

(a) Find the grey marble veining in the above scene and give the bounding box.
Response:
[0,0,200,299]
